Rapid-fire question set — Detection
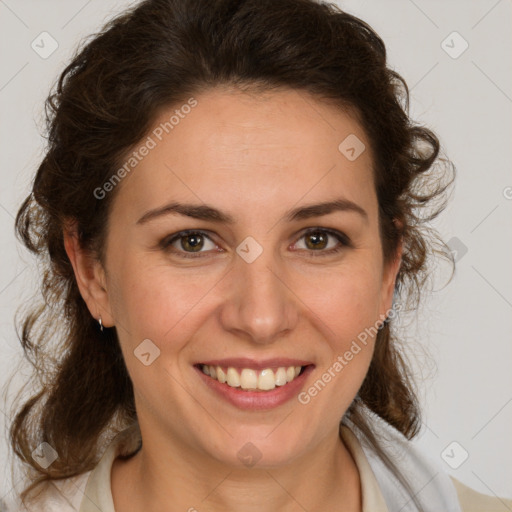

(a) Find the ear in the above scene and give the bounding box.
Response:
[63,221,115,327]
[379,228,403,321]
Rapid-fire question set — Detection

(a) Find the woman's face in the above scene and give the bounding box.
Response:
[88,87,400,467]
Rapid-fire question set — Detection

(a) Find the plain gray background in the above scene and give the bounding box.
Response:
[0,0,511,503]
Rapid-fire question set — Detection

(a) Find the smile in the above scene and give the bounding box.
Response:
[200,364,305,391]
[194,357,314,410]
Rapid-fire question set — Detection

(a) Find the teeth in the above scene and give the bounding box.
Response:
[258,368,276,390]
[240,369,258,390]
[275,367,287,386]
[217,367,227,384]
[201,364,305,391]
[227,367,240,387]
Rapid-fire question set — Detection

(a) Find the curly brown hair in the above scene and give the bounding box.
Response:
[7,0,454,505]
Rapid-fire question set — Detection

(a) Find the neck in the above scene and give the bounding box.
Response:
[112,423,362,512]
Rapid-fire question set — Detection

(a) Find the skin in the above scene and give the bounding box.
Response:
[64,87,401,512]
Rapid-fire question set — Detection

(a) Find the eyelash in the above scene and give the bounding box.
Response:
[159,228,351,259]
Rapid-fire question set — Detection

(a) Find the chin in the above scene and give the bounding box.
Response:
[205,426,312,470]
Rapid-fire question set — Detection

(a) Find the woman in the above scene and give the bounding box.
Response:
[5,0,510,510]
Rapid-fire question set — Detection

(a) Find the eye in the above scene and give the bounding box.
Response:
[161,230,220,258]
[160,227,351,260]
[292,228,350,256]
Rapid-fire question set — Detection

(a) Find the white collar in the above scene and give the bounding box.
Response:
[75,418,461,512]
[343,415,462,512]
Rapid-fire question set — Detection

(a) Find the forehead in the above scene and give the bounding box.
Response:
[111,87,376,222]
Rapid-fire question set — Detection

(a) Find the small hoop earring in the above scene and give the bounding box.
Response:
[98,316,104,332]
[377,317,389,331]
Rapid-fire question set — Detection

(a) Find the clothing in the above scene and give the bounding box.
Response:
[6,421,511,512]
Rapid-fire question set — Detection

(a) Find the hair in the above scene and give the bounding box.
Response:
[7,0,455,506]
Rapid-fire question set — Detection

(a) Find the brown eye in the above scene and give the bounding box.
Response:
[304,231,329,250]
[179,233,205,252]
[161,230,219,258]
[294,228,351,257]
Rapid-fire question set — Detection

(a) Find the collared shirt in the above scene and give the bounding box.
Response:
[8,422,511,511]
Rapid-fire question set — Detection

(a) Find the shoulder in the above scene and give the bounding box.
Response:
[341,416,512,512]
[4,424,140,512]
[451,477,512,512]
[4,471,91,511]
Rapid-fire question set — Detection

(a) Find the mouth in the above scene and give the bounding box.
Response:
[195,363,309,392]
[193,359,315,410]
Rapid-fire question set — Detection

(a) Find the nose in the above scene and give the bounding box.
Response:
[219,248,299,345]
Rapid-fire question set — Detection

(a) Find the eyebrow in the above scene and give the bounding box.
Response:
[136,198,368,225]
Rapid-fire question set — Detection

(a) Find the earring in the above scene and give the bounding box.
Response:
[377,317,389,330]
[98,316,104,332]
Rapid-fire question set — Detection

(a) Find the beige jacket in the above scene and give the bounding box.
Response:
[7,423,512,511]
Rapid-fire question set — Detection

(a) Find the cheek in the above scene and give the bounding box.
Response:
[293,260,383,401]
[107,256,222,343]
[295,261,383,338]
[297,270,382,407]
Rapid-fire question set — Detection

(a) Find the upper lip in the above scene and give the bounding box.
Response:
[196,358,314,371]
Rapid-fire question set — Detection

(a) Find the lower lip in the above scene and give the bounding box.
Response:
[194,365,315,410]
